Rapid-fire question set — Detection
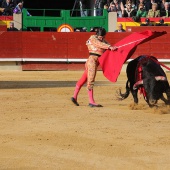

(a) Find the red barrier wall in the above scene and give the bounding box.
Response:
[0,29,170,70]
[0,25,7,31]
[126,26,170,33]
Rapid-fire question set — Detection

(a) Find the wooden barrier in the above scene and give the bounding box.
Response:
[0,31,170,70]
[126,26,170,33]
[0,25,7,31]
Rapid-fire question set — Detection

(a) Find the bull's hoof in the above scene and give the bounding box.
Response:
[148,104,157,108]
[165,101,170,105]
[129,103,138,110]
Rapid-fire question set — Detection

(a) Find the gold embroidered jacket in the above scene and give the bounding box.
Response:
[86,35,111,56]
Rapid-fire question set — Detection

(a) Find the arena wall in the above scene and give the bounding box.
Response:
[0,27,170,71]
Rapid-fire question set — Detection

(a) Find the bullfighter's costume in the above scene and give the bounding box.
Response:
[71,31,112,107]
[86,35,111,90]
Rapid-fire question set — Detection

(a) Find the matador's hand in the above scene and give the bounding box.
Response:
[109,46,117,51]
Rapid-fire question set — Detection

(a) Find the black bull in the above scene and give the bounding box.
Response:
[118,55,170,107]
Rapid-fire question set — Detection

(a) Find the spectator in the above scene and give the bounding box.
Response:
[161,2,170,17]
[94,0,106,16]
[74,27,87,32]
[114,23,126,32]
[106,0,111,5]
[90,27,99,32]
[124,3,136,17]
[145,0,152,11]
[104,3,109,9]
[124,0,136,9]
[160,0,167,11]
[145,0,162,11]
[136,0,146,11]
[1,0,14,16]
[7,21,18,31]
[12,0,22,7]
[13,1,31,16]
[74,28,81,32]
[147,3,160,17]
[155,18,168,26]
[81,27,87,32]
[108,0,124,17]
[79,0,88,17]
[136,3,147,17]
[154,0,162,10]
[0,7,5,15]
[140,18,154,26]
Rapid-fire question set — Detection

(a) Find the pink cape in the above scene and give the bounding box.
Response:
[98,30,163,82]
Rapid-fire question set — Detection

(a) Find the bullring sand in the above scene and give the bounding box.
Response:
[0,70,170,170]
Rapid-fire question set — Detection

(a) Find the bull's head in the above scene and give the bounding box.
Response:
[133,76,167,106]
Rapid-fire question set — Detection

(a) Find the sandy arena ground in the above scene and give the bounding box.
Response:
[0,70,170,170]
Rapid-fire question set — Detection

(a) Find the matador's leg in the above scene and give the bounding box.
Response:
[71,66,87,106]
[87,56,102,107]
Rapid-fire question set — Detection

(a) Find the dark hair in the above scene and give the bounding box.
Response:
[96,27,107,36]
[159,19,164,24]
[145,18,150,22]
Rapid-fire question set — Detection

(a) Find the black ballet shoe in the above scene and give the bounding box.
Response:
[88,103,103,107]
[71,97,79,106]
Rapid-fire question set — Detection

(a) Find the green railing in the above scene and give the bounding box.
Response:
[22,9,108,32]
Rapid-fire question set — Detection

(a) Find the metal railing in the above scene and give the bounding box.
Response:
[22,8,108,32]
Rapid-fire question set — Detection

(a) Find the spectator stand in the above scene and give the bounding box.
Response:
[0,16,13,28]
[117,17,170,31]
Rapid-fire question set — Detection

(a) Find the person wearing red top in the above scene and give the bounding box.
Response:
[71,28,117,107]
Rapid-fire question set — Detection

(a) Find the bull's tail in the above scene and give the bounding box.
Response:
[117,80,130,100]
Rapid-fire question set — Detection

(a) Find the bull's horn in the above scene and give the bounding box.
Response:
[133,80,143,90]
[155,76,167,81]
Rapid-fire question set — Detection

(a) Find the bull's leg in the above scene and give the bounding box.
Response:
[165,88,170,104]
[160,94,168,104]
[161,89,170,105]
[131,89,138,104]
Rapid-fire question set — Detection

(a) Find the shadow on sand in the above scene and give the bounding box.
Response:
[0,81,113,89]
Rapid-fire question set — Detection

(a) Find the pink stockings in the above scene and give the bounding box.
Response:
[72,70,100,106]
[72,55,102,106]
[73,70,87,101]
[88,89,96,105]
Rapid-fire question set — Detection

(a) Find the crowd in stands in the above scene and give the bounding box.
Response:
[0,0,30,16]
[1,0,170,19]
[104,0,170,19]
[1,0,170,32]
[75,0,170,32]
